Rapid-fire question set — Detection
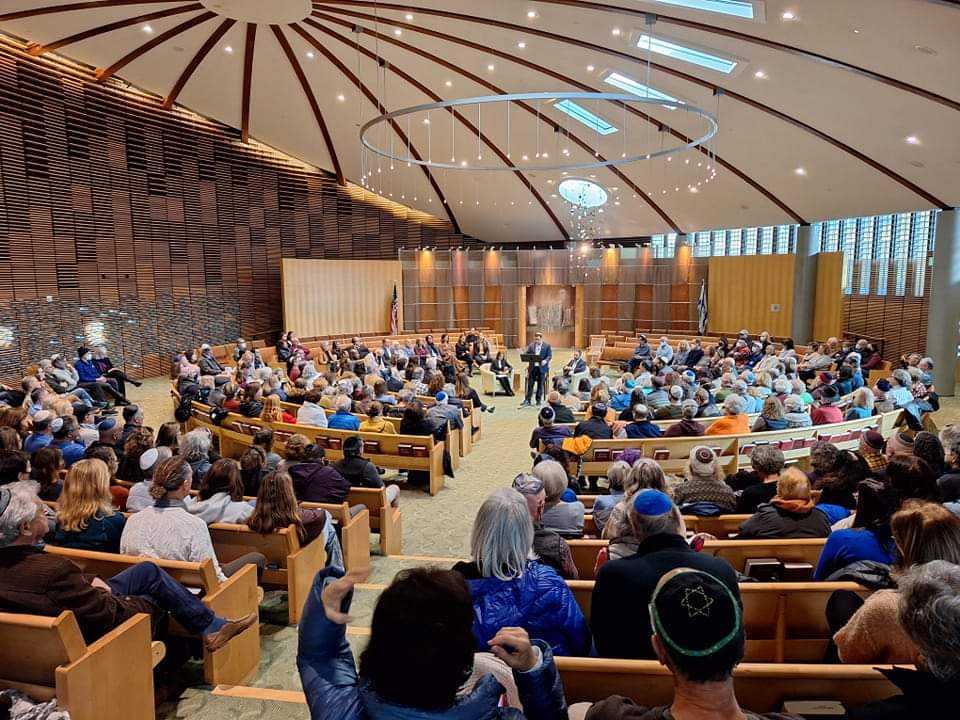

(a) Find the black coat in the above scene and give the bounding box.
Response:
[549,402,576,424]
[574,417,613,440]
[289,461,351,504]
[849,668,960,720]
[736,503,831,539]
[590,533,739,659]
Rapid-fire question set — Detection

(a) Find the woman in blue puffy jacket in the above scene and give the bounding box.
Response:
[297,565,568,720]
[453,488,592,657]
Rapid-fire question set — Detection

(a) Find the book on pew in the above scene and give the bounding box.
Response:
[781,701,846,719]
[328,437,342,450]
[412,445,429,458]
[782,562,815,582]
[364,440,381,454]
[397,443,413,457]
[594,449,611,461]
[744,558,782,582]
[653,449,670,461]
[611,449,624,461]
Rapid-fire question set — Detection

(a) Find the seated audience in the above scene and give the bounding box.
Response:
[181,427,214,487]
[733,443,785,512]
[297,389,328,428]
[296,565,566,720]
[737,468,831,539]
[845,387,876,420]
[938,424,960,502]
[751,396,788,432]
[847,561,960,719]
[546,390,576,423]
[155,421,180,454]
[50,416,86,467]
[238,382,264,417]
[704,395,749,436]
[815,479,899,580]
[31,446,64,501]
[812,385,844,425]
[592,460,629,536]
[664,399,705,437]
[653,386,684,420]
[887,453,940,505]
[253,428,282,471]
[859,429,888,474]
[359,401,397,434]
[185,458,254,523]
[328,394,361,431]
[833,501,960,665]
[22,410,54,454]
[622,404,663,439]
[121,456,265,582]
[452,488,590,657]
[782,393,813,428]
[116,427,154,484]
[512,473,578,579]
[673,446,737,514]
[50,459,126,553]
[74,404,99,447]
[574,403,613,440]
[534,459,584,538]
[602,459,670,561]
[126,446,172,513]
[591,490,739,659]
[0,482,256,648]
[262,393,296,424]
[529,405,573,450]
[283,435,352,506]
[248,470,332,548]
[334,436,399,506]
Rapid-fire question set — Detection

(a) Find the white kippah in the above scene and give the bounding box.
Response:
[50,417,64,433]
[139,447,160,471]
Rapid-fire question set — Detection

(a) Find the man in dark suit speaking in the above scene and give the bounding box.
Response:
[521,331,552,407]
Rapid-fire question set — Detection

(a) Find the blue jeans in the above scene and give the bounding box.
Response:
[107,561,225,635]
[69,387,96,405]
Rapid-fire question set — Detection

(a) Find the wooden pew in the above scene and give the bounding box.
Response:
[0,611,162,720]
[42,546,260,685]
[207,521,332,625]
[349,487,402,555]
[683,514,752,538]
[296,501,371,572]
[556,657,899,710]
[566,580,871,662]
[567,537,827,580]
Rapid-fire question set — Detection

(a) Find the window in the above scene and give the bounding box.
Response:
[650,0,757,19]
[759,227,774,254]
[857,216,874,295]
[603,72,680,109]
[840,218,857,294]
[553,100,618,135]
[892,213,911,296]
[636,35,738,74]
[911,211,932,296]
[874,215,892,296]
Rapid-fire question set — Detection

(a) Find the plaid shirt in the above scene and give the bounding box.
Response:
[864,450,888,473]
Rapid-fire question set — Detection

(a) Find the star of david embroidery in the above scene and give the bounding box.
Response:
[680,585,714,618]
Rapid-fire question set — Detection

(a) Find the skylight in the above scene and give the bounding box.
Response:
[559,178,608,208]
[603,71,680,110]
[636,35,738,74]
[553,100,618,135]
[651,0,755,20]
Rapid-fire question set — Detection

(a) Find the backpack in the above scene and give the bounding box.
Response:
[174,395,194,423]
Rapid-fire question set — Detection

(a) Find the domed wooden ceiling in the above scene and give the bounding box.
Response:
[1,0,958,243]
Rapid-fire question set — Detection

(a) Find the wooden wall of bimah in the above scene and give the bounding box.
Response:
[0,42,481,380]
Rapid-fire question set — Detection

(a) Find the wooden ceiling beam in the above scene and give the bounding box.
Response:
[270,24,345,185]
[163,18,235,109]
[240,23,256,143]
[315,0,950,210]
[297,20,561,238]
[0,0,175,22]
[95,10,215,82]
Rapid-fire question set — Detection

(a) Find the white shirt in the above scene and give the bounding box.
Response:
[120,503,227,582]
[125,481,154,513]
[298,401,329,428]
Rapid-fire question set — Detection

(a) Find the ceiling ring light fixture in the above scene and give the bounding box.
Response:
[359,91,718,174]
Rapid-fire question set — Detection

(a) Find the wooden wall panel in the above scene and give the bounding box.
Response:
[813,252,843,341]
[280,259,401,337]
[600,284,619,332]
[483,285,502,336]
[634,285,654,328]
[0,43,479,379]
[708,255,795,337]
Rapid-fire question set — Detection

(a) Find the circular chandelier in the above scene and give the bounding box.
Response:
[359,91,718,175]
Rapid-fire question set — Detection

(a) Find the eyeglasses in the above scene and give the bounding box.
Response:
[512,473,544,495]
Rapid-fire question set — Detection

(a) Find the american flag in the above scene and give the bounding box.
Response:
[698,279,708,335]
[390,283,399,335]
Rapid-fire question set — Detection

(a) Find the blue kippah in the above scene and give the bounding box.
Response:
[561,488,577,503]
[633,489,673,516]
[96,417,116,431]
[435,391,447,403]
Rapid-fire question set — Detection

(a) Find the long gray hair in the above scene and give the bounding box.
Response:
[470,488,535,581]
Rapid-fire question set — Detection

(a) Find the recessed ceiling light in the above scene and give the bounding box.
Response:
[405,13,414,20]
[517,41,526,49]
[223,45,233,54]
[337,94,345,102]
[423,118,430,125]
[905,135,920,145]
[527,10,538,18]
[487,64,495,71]
[612,27,621,36]
[445,80,452,87]
[754,70,767,79]
[794,167,807,176]
[547,179,554,184]
[394,28,402,36]
[306,51,315,59]
[587,65,595,72]
[460,160,468,167]
[142,24,153,34]
[851,28,862,35]
[781,10,796,20]
[522,154,529,161]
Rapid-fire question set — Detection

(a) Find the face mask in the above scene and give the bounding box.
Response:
[239,344,247,351]
[83,354,92,362]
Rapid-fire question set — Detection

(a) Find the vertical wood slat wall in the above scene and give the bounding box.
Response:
[0,43,479,379]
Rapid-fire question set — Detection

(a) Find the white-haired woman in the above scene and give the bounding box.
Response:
[783,394,813,428]
[534,459,584,538]
[844,387,876,421]
[602,458,670,561]
[181,427,213,487]
[592,460,629,535]
[452,488,590,657]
